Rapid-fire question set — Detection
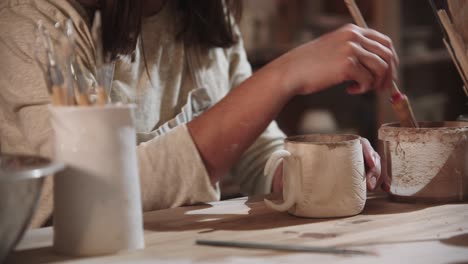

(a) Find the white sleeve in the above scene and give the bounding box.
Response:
[232,122,286,195]
[137,124,220,211]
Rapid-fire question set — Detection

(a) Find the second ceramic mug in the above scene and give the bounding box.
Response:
[264,134,366,218]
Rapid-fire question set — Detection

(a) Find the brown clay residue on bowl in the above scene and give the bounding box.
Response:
[379,121,468,203]
[379,121,468,144]
[286,134,361,150]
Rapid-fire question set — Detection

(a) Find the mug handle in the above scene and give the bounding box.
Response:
[264,150,300,212]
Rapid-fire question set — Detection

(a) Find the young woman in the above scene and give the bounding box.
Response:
[0,0,391,227]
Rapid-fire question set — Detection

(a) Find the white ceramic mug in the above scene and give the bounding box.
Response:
[264,134,366,218]
[49,104,144,256]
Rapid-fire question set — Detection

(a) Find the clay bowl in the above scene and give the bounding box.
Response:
[0,153,64,263]
[379,121,468,203]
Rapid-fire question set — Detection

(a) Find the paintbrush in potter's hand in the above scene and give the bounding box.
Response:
[344,0,419,128]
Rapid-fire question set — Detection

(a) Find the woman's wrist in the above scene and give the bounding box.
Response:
[259,54,298,100]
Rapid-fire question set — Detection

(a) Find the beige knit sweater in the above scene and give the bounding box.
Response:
[0,0,285,227]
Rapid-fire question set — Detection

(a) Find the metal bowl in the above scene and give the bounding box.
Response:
[0,153,64,263]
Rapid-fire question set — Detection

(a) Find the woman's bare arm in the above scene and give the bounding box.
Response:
[188,24,397,187]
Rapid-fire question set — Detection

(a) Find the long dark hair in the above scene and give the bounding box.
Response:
[97,0,242,59]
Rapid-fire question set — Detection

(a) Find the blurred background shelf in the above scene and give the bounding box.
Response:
[401,49,451,67]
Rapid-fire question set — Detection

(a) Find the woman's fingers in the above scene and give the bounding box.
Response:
[347,41,390,90]
[340,24,398,91]
[361,138,375,167]
[343,57,373,94]
[279,24,399,96]
[370,153,382,190]
[358,26,399,67]
[360,138,382,191]
[381,170,391,193]
[340,25,399,66]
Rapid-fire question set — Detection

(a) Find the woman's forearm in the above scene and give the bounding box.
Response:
[188,24,399,185]
[187,61,291,184]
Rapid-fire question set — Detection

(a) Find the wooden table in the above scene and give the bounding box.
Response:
[8,194,468,263]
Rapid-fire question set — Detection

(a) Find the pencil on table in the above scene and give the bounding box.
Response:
[344,0,419,128]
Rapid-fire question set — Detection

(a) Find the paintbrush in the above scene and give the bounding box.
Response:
[65,20,90,106]
[32,45,52,97]
[56,22,77,106]
[196,239,377,256]
[344,0,419,128]
[91,11,109,105]
[38,21,66,106]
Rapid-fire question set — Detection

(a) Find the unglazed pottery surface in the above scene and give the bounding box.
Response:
[265,134,366,218]
[379,121,468,202]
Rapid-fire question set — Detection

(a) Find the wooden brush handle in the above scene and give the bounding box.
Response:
[344,0,368,28]
[73,86,90,106]
[391,94,418,128]
[96,86,108,105]
[76,93,90,106]
[390,81,402,96]
[51,85,65,106]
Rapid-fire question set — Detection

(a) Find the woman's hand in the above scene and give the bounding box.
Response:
[271,24,399,97]
[360,138,386,191]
